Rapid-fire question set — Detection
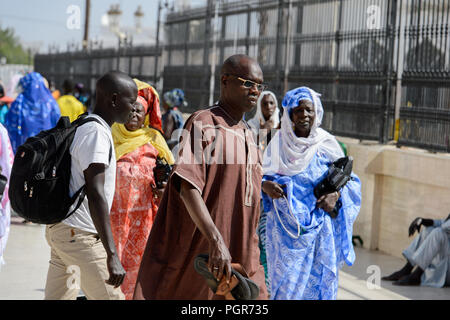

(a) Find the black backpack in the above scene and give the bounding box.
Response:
[9,114,111,224]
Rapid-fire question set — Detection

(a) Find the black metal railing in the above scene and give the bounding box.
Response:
[34,0,450,152]
[34,45,162,101]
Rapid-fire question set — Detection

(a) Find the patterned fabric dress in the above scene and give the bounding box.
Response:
[257,209,270,295]
[4,72,60,153]
[110,143,159,299]
[262,152,361,299]
[0,123,14,269]
[110,79,171,299]
[261,86,361,300]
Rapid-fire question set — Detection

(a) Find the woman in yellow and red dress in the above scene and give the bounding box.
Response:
[110,80,174,299]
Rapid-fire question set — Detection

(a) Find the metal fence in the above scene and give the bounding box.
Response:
[34,0,450,152]
[35,45,162,104]
[397,0,450,152]
[163,0,397,143]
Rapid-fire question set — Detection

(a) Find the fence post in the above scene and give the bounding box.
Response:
[116,38,121,70]
[283,0,293,95]
[219,10,226,64]
[209,0,220,106]
[246,2,251,55]
[202,0,213,108]
[128,47,133,76]
[394,0,406,142]
[332,0,344,135]
[274,0,285,97]
[154,0,162,87]
[380,0,398,143]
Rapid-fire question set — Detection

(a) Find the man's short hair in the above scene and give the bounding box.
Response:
[95,71,136,98]
[220,54,256,76]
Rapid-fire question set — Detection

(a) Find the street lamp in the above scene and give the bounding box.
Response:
[134,5,144,34]
[154,0,170,89]
[107,4,128,69]
[107,4,123,35]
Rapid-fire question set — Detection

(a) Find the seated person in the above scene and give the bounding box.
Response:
[382,214,450,287]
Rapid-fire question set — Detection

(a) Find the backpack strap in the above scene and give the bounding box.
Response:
[64,114,113,219]
[65,187,86,219]
[75,114,113,163]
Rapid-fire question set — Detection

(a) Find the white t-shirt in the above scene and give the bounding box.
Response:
[62,114,116,234]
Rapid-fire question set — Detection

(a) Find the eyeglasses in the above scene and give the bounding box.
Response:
[226,74,268,92]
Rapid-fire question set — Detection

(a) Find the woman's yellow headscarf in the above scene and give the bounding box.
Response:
[111,80,174,164]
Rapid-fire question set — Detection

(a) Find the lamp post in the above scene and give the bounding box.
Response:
[154,0,169,89]
[209,0,220,105]
[82,0,91,50]
[131,5,145,76]
[283,0,293,95]
[107,4,140,70]
[134,5,144,34]
[107,4,122,36]
[107,4,127,69]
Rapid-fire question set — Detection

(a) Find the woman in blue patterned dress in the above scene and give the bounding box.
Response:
[4,72,60,153]
[261,87,361,300]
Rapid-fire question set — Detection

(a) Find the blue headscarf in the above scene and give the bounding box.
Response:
[281,86,324,134]
[263,86,337,176]
[5,72,61,153]
[261,86,361,299]
[163,88,185,108]
[282,87,314,113]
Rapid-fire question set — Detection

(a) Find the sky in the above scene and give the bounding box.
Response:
[0,0,207,53]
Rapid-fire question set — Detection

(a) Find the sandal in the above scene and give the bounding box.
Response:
[194,253,259,300]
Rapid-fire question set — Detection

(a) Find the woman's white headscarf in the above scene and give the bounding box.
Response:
[262,87,344,176]
[248,91,280,131]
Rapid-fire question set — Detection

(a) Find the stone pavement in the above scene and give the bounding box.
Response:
[0,217,49,299]
[0,216,449,300]
[339,248,450,300]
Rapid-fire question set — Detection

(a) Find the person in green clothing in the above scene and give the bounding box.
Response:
[337,140,348,156]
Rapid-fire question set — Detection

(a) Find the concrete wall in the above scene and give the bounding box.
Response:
[337,137,450,258]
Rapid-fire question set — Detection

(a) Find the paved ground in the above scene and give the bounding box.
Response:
[0,218,49,299]
[339,248,450,300]
[0,216,449,300]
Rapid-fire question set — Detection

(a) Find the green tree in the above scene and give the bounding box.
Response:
[0,26,31,65]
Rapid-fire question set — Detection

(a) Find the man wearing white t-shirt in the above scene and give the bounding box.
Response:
[44,71,137,300]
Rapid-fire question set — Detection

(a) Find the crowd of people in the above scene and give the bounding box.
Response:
[0,53,447,300]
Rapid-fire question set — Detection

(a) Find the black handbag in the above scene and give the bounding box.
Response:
[313,156,353,218]
[153,157,173,189]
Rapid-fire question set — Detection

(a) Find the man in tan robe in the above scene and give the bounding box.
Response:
[133,54,268,300]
